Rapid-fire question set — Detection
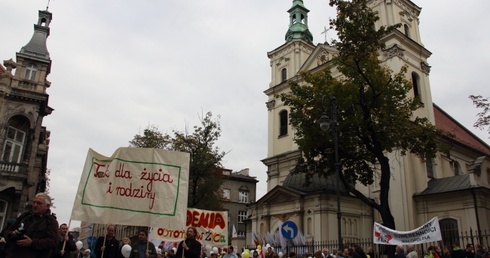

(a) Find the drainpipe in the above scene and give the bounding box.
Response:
[471,189,482,244]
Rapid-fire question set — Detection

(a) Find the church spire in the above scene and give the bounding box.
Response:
[18,10,52,64]
[285,0,313,43]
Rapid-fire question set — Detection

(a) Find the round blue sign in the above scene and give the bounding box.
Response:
[281,221,298,240]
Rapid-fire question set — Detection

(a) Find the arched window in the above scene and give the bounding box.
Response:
[25,64,37,80]
[279,110,288,136]
[404,24,410,37]
[307,217,312,235]
[440,219,460,248]
[411,72,421,99]
[2,115,30,165]
[281,68,287,82]
[451,160,462,176]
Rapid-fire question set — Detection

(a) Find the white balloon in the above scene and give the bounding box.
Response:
[206,245,212,253]
[121,244,132,258]
[212,247,219,254]
[75,241,83,250]
[279,252,284,258]
[173,247,177,253]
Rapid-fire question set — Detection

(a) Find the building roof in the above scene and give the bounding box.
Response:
[433,103,490,156]
[282,172,349,194]
[415,174,480,196]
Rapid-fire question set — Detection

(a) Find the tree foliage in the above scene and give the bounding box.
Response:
[129,112,226,210]
[469,95,490,138]
[280,0,442,233]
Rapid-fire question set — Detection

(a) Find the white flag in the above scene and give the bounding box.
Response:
[233,224,238,238]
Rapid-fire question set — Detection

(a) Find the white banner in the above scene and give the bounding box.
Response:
[373,217,442,245]
[70,147,189,228]
[151,208,229,247]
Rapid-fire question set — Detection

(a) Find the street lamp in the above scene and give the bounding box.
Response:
[318,95,343,250]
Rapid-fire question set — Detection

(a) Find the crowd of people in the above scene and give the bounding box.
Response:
[1,194,489,258]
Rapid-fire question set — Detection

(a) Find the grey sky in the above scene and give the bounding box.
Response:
[1,0,488,228]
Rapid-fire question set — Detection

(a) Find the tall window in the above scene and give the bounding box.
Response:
[0,200,6,232]
[404,24,410,37]
[450,160,462,176]
[440,219,460,248]
[239,191,248,203]
[238,210,247,223]
[25,64,37,80]
[2,126,26,164]
[411,72,421,99]
[2,116,30,168]
[279,110,288,136]
[281,68,287,82]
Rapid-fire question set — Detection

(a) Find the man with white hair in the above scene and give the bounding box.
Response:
[406,245,418,258]
[5,192,59,258]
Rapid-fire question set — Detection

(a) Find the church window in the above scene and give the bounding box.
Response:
[440,219,460,248]
[404,24,410,37]
[307,217,312,235]
[411,72,421,100]
[281,68,287,82]
[279,110,288,136]
[0,200,6,232]
[450,160,462,176]
[25,64,37,80]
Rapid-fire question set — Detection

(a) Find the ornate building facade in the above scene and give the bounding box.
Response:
[0,9,54,231]
[249,0,490,248]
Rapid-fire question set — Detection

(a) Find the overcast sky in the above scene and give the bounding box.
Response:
[1,1,489,229]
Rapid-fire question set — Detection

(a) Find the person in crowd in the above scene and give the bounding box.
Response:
[406,245,417,258]
[366,246,375,258]
[82,249,92,258]
[5,192,59,258]
[343,249,350,258]
[395,245,406,258]
[436,246,443,258]
[119,236,131,258]
[265,247,274,258]
[353,245,367,258]
[451,244,465,258]
[95,225,120,258]
[176,227,201,258]
[336,250,345,258]
[428,246,440,258]
[51,223,77,258]
[210,251,219,258]
[130,229,157,258]
[288,252,296,258]
[475,244,485,258]
[442,246,452,258]
[315,251,325,258]
[167,248,176,258]
[223,246,238,258]
[323,249,333,258]
[465,244,475,258]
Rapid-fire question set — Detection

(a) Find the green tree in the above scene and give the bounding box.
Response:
[280,0,442,240]
[129,112,226,210]
[469,95,490,138]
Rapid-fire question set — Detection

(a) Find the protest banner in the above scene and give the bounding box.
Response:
[373,217,442,245]
[151,208,228,247]
[70,147,189,228]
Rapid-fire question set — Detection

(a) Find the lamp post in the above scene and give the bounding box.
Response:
[318,95,343,250]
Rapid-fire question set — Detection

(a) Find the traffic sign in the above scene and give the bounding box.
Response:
[281,221,298,240]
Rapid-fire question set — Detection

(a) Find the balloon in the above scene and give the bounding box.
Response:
[75,241,83,250]
[206,245,212,253]
[242,251,250,258]
[121,244,132,258]
[257,245,262,251]
[245,249,250,254]
[213,247,219,254]
[279,252,284,258]
[173,247,177,253]
[265,244,271,248]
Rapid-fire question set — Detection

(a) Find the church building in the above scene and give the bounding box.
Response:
[0,9,54,231]
[249,0,490,249]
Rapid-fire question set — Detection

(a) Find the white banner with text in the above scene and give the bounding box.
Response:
[373,217,442,245]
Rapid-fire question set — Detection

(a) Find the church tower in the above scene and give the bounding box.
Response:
[251,0,489,248]
[0,9,54,225]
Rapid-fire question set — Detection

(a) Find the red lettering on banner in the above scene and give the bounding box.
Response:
[186,210,226,229]
[115,163,132,179]
[93,162,109,178]
[156,227,186,239]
